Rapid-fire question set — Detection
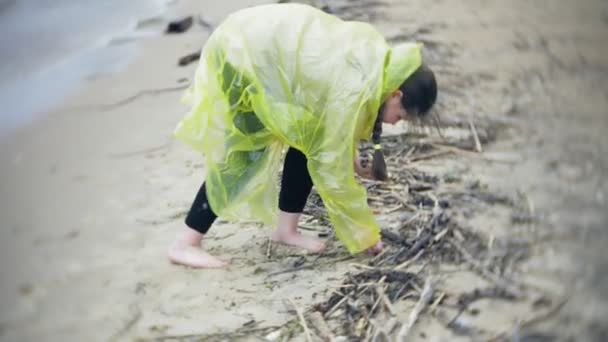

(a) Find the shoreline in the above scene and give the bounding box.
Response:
[0,0,173,140]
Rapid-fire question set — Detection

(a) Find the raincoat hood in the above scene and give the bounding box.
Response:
[175,3,422,253]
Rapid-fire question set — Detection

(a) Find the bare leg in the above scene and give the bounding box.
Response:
[168,227,229,268]
[271,210,326,253]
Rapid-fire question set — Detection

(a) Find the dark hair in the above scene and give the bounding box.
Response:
[371,64,437,180]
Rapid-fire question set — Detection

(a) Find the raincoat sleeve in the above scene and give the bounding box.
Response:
[306,130,381,254]
[303,43,423,254]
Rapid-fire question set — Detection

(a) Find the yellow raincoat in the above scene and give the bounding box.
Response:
[175,3,422,253]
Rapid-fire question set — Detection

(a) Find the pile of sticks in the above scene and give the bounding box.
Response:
[271,118,545,341]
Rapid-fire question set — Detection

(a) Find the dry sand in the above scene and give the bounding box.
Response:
[0,0,607,341]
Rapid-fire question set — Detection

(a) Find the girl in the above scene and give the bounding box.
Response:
[168,3,437,268]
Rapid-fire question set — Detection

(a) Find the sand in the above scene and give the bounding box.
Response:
[0,0,607,341]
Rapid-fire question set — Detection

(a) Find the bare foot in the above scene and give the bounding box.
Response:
[168,228,229,268]
[271,230,326,253]
[168,244,229,268]
[364,240,384,256]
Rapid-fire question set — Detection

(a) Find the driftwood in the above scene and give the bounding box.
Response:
[178,52,200,66]
[165,16,193,34]
[397,278,437,340]
[300,113,550,340]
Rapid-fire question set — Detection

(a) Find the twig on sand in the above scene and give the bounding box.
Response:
[178,52,201,66]
[369,291,384,317]
[66,84,190,113]
[324,295,349,318]
[430,292,446,313]
[401,211,422,229]
[394,249,425,270]
[368,276,387,316]
[266,238,273,260]
[266,264,315,277]
[405,146,417,159]
[468,118,483,153]
[370,246,391,263]
[108,142,171,159]
[197,15,215,31]
[377,282,396,315]
[309,311,335,342]
[431,142,522,164]
[351,263,378,270]
[433,228,450,242]
[289,299,313,342]
[387,192,419,211]
[370,317,399,342]
[410,149,454,162]
[397,278,437,340]
[266,254,352,278]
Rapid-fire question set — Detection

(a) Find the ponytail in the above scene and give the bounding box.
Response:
[369,64,437,181]
[371,107,388,181]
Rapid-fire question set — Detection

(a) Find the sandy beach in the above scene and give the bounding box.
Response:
[0,0,607,341]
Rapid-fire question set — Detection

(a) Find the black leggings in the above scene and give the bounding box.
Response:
[185,147,313,234]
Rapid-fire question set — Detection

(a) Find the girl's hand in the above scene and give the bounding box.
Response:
[365,240,384,256]
[355,158,374,179]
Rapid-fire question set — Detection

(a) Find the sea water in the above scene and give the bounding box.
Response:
[0,0,171,138]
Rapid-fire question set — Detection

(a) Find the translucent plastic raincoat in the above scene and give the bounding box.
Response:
[174,3,422,253]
